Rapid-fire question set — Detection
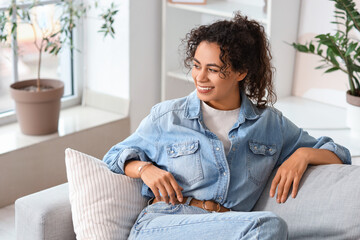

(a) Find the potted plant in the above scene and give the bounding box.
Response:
[0,0,118,135]
[291,0,360,132]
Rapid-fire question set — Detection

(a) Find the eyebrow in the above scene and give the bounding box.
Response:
[193,58,221,68]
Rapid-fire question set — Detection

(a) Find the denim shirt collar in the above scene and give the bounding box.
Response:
[184,90,260,124]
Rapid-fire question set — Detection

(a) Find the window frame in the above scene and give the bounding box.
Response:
[0,0,83,126]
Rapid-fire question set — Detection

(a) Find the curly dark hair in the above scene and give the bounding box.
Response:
[183,12,276,108]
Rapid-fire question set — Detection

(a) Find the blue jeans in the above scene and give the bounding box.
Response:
[128,197,288,240]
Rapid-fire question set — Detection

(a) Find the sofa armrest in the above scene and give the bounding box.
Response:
[253,164,360,240]
[15,183,75,240]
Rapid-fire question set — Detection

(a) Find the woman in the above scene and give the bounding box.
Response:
[104,13,351,239]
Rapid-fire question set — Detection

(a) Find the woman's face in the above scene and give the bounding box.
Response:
[192,41,247,110]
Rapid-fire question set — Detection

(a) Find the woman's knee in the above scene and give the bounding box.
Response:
[259,212,288,239]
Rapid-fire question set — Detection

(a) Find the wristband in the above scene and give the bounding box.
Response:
[138,162,152,177]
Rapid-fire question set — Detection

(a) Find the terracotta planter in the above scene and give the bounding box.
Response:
[346,90,360,133]
[10,79,64,135]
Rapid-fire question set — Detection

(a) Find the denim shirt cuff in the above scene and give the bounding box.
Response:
[319,142,352,165]
[115,148,150,174]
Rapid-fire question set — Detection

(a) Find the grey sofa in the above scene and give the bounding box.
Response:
[15,164,360,240]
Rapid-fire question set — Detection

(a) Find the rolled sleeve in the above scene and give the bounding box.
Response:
[278,113,352,166]
[103,110,160,175]
[316,137,352,165]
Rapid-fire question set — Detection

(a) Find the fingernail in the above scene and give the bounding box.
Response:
[178,197,183,202]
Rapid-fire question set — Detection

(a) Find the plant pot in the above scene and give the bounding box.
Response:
[10,79,64,135]
[346,90,360,133]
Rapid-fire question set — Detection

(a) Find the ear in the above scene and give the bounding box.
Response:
[237,71,248,82]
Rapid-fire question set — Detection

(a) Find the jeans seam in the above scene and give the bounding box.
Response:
[138,219,253,233]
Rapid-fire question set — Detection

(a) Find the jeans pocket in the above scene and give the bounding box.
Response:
[133,203,181,231]
[133,208,149,232]
[246,140,277,186]
[167,140,204,186]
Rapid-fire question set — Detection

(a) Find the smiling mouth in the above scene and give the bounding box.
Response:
[197,86,214,91]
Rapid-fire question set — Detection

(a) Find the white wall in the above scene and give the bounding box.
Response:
[129,0,162,132]
[83,0,130,100]
[83,0,162,132]
[0,118,130,208]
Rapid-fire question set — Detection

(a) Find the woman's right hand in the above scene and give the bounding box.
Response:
[124,160,183,205]
[140,164,183,205]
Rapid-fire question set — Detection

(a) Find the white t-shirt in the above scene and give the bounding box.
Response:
[201,101,240,154]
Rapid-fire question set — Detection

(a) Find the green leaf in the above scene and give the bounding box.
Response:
[309,43,315,53]
[331,21,345,25]
[11,23,16,33]
[351,63,360,72]
[54,47,61,55]
[334,10,345,15]
[345,42,358,56]
[326,48,340,66]
[324,67,340,73]
[49,46,56,54]
[316,64,329,69]
[50,32,59,38]
[292,43,309,53]
[315,34,327,40]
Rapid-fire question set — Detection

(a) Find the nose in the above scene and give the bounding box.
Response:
[195,68,207,82]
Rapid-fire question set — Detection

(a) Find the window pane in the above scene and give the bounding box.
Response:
[0,44,14,113]
[17,3,73,97]
[0,2,74,115]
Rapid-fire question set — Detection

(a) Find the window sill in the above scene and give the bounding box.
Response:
[0,105,126,155]
[275,96,360,157]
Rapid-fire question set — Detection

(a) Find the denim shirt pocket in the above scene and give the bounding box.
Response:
[246,140,277,186]
[167,140,204,186]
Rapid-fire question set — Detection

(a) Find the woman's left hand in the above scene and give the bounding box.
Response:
[269,148,309,203]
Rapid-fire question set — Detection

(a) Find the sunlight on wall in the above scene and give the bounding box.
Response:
[83,0,129,100]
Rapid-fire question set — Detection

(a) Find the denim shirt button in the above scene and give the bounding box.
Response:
[223,172,226,176]
[216,147,220,151]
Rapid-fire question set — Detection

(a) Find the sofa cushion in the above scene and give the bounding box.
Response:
[253,164,360,240]
[65,148,147,240]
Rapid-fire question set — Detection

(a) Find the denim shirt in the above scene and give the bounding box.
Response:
[103,91,351,212]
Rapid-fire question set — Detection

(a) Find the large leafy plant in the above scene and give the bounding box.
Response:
[0,0,118,91]
[292,0,360,97]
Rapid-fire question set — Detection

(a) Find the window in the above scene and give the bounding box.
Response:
[0,0,80,124]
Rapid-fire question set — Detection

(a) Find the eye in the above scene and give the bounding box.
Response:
[193,63,200,69]
[208,68,218,73]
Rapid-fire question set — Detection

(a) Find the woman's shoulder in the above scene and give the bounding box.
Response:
[150,93,194,120]
[256,104,284,121]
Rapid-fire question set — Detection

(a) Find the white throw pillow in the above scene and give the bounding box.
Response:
[65,148,147,240]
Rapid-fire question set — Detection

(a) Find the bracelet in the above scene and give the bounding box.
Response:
[138,162,152,177]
